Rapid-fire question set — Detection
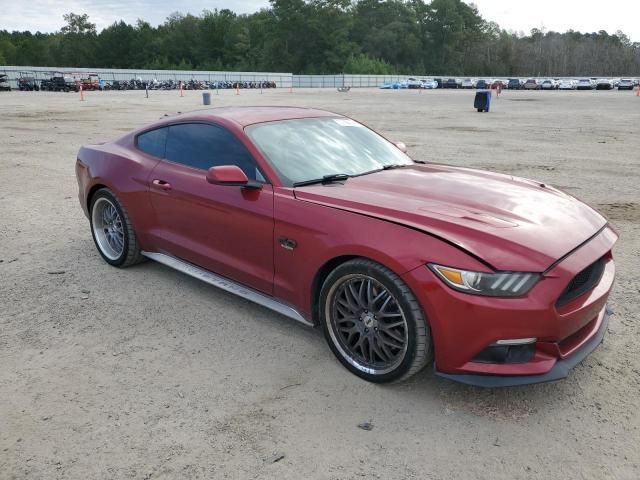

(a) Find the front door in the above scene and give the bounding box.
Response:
[147,122,274,294]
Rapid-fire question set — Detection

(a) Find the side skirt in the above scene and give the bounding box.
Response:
[142,251,313,327]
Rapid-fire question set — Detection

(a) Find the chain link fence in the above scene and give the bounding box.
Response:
[1,67,434,90]
[0,66,294,89]
[6,68,632,90]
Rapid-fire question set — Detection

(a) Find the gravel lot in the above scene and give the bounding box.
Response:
[1,88,639,480]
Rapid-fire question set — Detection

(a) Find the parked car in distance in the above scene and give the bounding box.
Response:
[406,78,422,89]
[0,74,11,91]
[576,78,594,90]
[18,73,39,91]
[541,79,558,90]
[421,79,438,89]
[618,79,634,90]
[558,79,577,90]
[460,78,476,89]
[76,106,618,387]
[442,78,459,89]
[40,72,79,92]
[523,79,540,90]
[76,73,100,91]
[596,78,614,90]
[507,78,522,90]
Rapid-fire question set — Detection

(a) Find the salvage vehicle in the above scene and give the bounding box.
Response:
[76,107,617,386]
[41,72,79,92]
[460,78,476,89]
[18,72,39,91]
[0,74,10,91]
[507,78,522,90]
[420,79,438,89]
[442,78,460,89]
[577,78,595,90]
[541,79,558,90]
[74,72,100,91]
[596,78,614,90]
[559,79,577,90]
[617,79,634,90]
[406,78,422,89]
[523,79,541,90]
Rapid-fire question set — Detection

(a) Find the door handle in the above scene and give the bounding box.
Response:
[152,179,172,190]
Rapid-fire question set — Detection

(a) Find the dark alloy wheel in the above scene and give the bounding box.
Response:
[320,259,431,383]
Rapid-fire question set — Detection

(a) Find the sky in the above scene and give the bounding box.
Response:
[1,0,639,41]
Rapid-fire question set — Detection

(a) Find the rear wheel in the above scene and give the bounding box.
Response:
[320,259,432,383]
[89,189,144,267]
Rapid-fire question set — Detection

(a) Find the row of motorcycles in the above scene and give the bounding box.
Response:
[102,79,278,91]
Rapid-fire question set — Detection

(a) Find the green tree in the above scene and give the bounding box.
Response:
[61,13,96,35]
[344,53,393,74]
[1,4,639,76]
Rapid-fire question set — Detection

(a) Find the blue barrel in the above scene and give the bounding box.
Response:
[202,92,211,105]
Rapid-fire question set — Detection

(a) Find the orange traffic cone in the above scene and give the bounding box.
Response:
[179,82,184,97]
[236,84,239,95]
[636,85,640,97]
[79,83,85,101]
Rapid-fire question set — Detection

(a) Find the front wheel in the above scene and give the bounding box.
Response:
[320,259,432,383]
[89,188,144,267]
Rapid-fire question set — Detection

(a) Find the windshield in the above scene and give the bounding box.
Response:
[245,117,413,187]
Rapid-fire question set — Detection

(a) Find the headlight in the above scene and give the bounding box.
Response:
[429,264,539,297]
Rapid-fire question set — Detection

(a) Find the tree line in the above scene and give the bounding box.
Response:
[1,0,639,76]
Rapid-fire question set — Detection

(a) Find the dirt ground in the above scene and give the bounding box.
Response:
[1,88,639,480]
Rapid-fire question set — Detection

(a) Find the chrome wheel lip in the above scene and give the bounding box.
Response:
[325,274,409,376]
[91,197,124,261]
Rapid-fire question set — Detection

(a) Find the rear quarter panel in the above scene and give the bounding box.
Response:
[76,136,161,250]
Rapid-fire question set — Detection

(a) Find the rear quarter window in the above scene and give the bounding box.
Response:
[137,127,168,158]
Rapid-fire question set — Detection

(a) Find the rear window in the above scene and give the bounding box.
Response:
[137,127,168,158]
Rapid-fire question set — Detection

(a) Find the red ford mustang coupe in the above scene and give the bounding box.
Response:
[76,107,617,386]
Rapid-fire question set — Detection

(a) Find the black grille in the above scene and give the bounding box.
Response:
[556,257,606,307]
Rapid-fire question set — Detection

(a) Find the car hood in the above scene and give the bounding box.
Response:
[293,164,607,271]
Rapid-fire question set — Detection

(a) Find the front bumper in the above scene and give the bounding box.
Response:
[402,225,618,386]
[435,304,611,387]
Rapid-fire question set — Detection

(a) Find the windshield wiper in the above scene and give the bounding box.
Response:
[382,163,408,170]
[293,173,350,188]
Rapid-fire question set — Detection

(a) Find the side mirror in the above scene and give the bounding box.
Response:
[206,165,261,189]
[395,142,408,153]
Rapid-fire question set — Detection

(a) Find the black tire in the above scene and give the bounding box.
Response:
[320,258,432,383]
[89,188,144,267]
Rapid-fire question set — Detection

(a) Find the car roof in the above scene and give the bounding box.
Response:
[166,106,340,128]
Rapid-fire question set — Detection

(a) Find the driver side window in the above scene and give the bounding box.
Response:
[164,123,264,181]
